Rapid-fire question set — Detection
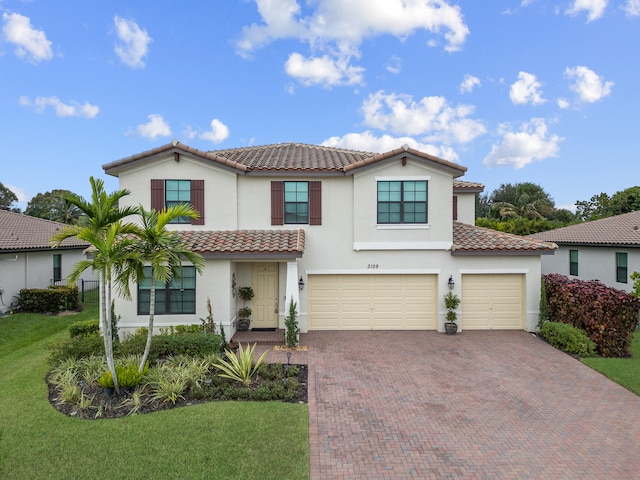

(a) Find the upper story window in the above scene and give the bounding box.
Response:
[271,181,321,225]
[137,266,196,315]
[616,252,628,283]
[284,182,309,224]
[165,180,192,224]
[569,249,579,276]
[151,179,204,225]
[377,180,428,224]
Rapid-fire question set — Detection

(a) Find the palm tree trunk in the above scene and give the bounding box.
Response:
[104,272,119,393]
[139,276,155,373]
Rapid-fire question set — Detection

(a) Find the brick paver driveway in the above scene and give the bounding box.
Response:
[306,331,640,479]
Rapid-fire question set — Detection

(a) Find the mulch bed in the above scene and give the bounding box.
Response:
[48,364,308,420]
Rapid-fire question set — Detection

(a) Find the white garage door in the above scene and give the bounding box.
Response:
[461,274,524,330]
[308,274,437,330]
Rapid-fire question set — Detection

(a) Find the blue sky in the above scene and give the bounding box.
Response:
[2,0,639,212]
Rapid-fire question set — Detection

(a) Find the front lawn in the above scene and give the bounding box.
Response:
[582,332,640,395]
[0,305,309,480]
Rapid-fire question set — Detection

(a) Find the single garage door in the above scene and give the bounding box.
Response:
[308,274,437,330]
[461,274,524,330]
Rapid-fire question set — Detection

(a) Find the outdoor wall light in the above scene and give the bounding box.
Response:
[299,276,305,290]
[448,275,455,290]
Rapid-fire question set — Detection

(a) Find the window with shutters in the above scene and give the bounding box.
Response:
[271,181,321,225]
[151,179,205,225]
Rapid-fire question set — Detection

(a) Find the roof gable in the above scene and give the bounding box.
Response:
[104,141,468,178]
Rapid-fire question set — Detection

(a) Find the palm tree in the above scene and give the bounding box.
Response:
[490,182,554,220]
[51,177,140,393]
[121,205,205,373]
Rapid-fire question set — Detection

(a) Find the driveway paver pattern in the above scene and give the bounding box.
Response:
[306,330,640,479]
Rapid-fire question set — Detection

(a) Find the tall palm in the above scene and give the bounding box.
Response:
[51,177,140,393]
[122,205,205,373]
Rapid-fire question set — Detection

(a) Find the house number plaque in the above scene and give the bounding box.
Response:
[367,264,379,269]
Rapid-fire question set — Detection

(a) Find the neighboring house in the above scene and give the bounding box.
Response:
[526,211,640,292]
[0,210,95,313]
[102,141,556,336]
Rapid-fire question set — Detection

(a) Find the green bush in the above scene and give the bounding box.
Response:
[48,335,105,365]
[69,319,100,338]
[120,331,223,360]
[540,321,597,358]
[16,286,79,313]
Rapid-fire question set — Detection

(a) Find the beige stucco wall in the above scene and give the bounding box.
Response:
[541,245,639,293]
[455,192,477,225]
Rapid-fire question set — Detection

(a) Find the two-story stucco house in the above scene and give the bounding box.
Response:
[102,141,555,337]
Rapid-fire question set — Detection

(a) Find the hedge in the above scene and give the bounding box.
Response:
[540,322,596,358]
[544,274,640,357]
[16,286,80,313]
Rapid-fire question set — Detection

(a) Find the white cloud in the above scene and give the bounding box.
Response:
[566,0,608,22]
[385,55,402,75]
[137,114,171,139]
[509,71,545,105]
[2,12,53,63]
[322,131,458,161]
[200,119,230,144]
[460,74,480,94]
[19,96,99,118]
[625,0,640,15]
[284,52,364,86]
[238,0,469,87]
[361,90,486,145]
[557,98,570,109]
[6,184,29,202]
[483,118,563,169]
[565,65,613,103]
[113,16,151,68]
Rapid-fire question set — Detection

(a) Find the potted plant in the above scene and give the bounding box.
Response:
[444,291,461,334]
[236,286,254,331]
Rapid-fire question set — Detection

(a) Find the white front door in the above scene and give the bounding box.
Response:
[252,263,279,329]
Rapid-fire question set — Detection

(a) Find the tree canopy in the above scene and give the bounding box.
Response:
[0,182,19,212]
[25,189,82,224]
[576,186,640,221]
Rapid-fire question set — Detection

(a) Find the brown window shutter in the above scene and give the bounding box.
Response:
[191,180,205,225]
[453,195,458,221]
[151,179,164,211]
[271,181,284,225]
[309,181,322,225]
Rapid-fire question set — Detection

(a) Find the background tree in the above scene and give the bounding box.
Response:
[51,177,140,394]
[576,186,640,221]
[488,182,555,220]
[0,182,20,212]
[25,189,82,224]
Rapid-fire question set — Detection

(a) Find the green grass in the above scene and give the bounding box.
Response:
[582,332,640,395]
[0,305,309,479]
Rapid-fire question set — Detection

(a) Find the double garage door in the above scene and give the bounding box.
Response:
[308,274,437,330]
[308,273,524,331]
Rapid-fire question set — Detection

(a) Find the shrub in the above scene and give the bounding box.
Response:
[540,322,596,357]
[284,298,300,347]
[97,364,149,389]
[544,274,640,357]
[48,335,105,365]
[69,319,100,338]
[120,331,223,360]
[16,286,79,313]
[214,343,267,386]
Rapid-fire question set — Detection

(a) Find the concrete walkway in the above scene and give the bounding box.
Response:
[306,331,640,479]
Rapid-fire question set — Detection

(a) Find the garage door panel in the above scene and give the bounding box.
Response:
[309,274,436,330]
[462,274,523,330]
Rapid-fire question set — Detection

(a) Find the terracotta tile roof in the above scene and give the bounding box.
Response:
[526,211,640,247]
[453,180,484,193]
[104,141,468,177]
[0,210,89,252]
[179,229,305,257]
[452,222,556,255]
